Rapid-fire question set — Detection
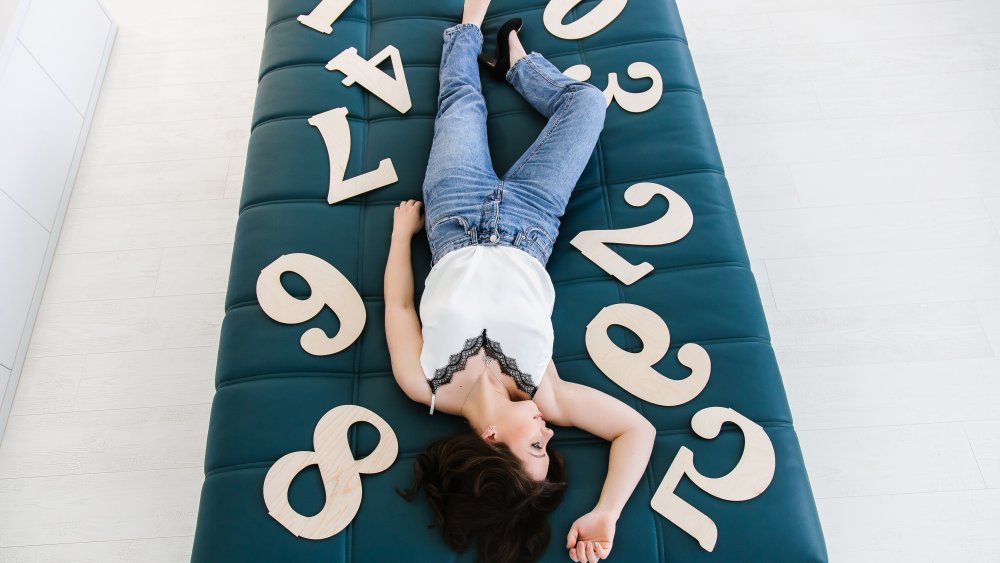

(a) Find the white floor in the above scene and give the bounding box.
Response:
[0,0,998,561]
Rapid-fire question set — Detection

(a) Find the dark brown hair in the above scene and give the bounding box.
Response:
[396,429,568,563]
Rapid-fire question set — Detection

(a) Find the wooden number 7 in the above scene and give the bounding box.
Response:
[650,407,776,552]
[570,182,693,285]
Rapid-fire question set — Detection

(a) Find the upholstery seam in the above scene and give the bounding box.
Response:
[213,335,773,388]
[202,422,795,478]
[224,260,755,312]
[257,36,693,83]
[236,167,726,215]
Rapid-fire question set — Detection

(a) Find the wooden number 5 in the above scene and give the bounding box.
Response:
[563,62,663,113]
[256,253,366,356]
[650,407,776,552]
[586,302,710,406]
[570,182,693,285]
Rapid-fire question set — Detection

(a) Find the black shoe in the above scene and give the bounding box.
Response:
[478,17,523,80]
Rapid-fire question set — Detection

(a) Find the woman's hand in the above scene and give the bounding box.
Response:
[392,199,424,239]
[566,510,615,562]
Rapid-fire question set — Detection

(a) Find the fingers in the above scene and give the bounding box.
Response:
[566,527,579,550]
[568,541,609,563]
[597,542,611,559]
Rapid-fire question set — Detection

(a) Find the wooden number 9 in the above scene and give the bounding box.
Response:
[650,407,776,551]
[256,253,366,356]
[586,302,710,406]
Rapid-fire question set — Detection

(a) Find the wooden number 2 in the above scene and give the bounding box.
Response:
[563,62,663,113]
[543,0,629,40]
[263,405,398,539]
[297,0,353,34]
[650,407,776,552]
[586,302,710,406]
[256,253,366,356]
[326,45,412,114]
[308,107,398,204]
[570,182,693,285]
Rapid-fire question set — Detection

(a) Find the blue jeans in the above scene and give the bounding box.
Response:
[422,22,607,268]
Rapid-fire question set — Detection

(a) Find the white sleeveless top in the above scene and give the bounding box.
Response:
[419,244,555,415]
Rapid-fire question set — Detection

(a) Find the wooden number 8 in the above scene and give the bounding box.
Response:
[256,253,366,356]
[263,405,398,539]
[650,406,776,551]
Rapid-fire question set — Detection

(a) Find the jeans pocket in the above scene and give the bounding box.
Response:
[522,225,555,253]
[429,214,472,246]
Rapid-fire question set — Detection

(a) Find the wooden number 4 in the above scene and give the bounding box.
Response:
[256,253,366,356]
[570,182,693,285]
[308,107,398,205]
[326,45,412,114]
[650,407,776,552]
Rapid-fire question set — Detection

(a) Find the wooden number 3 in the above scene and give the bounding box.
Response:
[586,302,710,406]
[563,61,663,113]
[263,405,399,539]
[570,182,693,285]
[650,407,776,551]
[256,253,366,356]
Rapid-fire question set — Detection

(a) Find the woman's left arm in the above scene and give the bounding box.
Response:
[539,374,656,561]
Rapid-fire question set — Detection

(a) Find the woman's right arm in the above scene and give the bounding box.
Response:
[384,200,431,405]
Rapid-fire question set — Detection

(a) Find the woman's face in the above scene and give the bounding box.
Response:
[494,399,555,481]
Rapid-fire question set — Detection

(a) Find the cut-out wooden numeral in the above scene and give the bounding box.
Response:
[650,406,776,552]
[263,405,398,539]
[256,253,366,356]
[308,107,398,204]
[326,45,412,114]
[570,182,693,285]
[586,302,710,406]
[297,0,353,34]
[563,62,663,113]
[543,0,628,40]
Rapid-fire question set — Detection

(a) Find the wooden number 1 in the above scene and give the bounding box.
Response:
[298,0,353,34]
[308,107,398,204]
[650,407,776,552]
[570,182,693,285]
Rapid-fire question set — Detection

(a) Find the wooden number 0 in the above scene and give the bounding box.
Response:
[263,405,398,539]
[570,182,693,285]
[650,407,776,552]
[256,253,366,356]
[308,107,398,204]
[586,302,710,406]
[563,62,663,113]
[544,0,628,40]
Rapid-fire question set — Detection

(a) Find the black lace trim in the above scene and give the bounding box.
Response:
[428,328,538,398]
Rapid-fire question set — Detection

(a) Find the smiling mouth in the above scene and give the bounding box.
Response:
[533,412,543,420]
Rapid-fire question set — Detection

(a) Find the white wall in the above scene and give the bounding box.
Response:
[0,0,116,439]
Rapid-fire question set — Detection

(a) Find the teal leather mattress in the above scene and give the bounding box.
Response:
[190,1,829,561]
